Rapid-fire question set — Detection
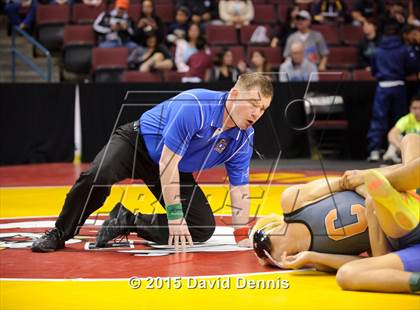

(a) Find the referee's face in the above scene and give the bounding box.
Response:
[229,88,271,130]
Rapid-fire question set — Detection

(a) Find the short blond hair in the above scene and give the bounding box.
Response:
[235,72,273,99]
[250,213,284,239]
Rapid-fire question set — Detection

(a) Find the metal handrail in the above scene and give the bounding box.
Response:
[11,26,52,82]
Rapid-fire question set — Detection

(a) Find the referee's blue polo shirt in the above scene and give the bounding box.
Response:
[139,88,254,186]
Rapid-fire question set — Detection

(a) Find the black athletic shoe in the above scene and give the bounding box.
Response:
[31,228,66,253]
[95,203,134,247]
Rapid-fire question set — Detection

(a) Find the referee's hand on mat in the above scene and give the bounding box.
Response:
[168,218,193,252]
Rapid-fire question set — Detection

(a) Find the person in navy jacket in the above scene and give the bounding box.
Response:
[367,22,419,162]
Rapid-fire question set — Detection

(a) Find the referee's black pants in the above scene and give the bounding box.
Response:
[55,122,215,244]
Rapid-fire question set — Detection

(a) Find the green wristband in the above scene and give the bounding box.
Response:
[166,203,184,221]
[409,272,420,292]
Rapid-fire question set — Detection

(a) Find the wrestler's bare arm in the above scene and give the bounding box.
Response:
[281,177,344,214]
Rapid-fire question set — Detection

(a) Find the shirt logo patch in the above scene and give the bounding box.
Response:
[214,138,228,153]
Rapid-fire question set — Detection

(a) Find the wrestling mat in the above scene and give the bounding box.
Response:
[0,163,418,310]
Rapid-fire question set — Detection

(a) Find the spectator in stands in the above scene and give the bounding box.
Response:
[367,22,419,162]
[403,24,420,47]
[127,31,173,72]
[388,1,407,24]
[351,0,386,26]
[5,0,37,30]
[80,0,103,6]
[209,48,241,82]
[283,10,329,71]
[383,95,420,164]
[93,0,137,49]
[357,21,380,70]
[175,23,203,72]
[177,0,218,25]
[183,37,213,82]
[403,24,420,74]
[377,1,407,34]
[288,0,314,11]
[279,41,318,82]
[50,0,73,4]
[218,0,254,28]
[166,6,190,44]
[312,0,350,24]
[133,0,165,45]
[247,50,273,81]
[408,0,420,26]
[271,4,300,48]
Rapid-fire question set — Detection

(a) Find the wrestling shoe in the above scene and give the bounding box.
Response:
[364,169,420,231]
[31,228,66,253]
[95,203,134,247]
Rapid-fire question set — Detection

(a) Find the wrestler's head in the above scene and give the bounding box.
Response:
[225,72,273,130]
[250,214,289,264]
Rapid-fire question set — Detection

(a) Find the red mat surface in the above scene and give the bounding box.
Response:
[0,216,271,279]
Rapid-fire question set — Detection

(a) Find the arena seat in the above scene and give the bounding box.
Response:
[163,71,186,82]
[312,24,341,46]
[253,4,277,24]
[121,71,163,82]
[352,69,375,81]
[206,25,238,45]
[276,3,289,23]
[240,24,272,45]
[128,3,141,23]
[72,3,106,24]
[36,4,70,52]
[155,3,174,23]
[269,0,294,4]
[327,47,358,69]
[317,70,351,81]
[341,24,364,46]
[91,47,128,82]
[62,25,95,76]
